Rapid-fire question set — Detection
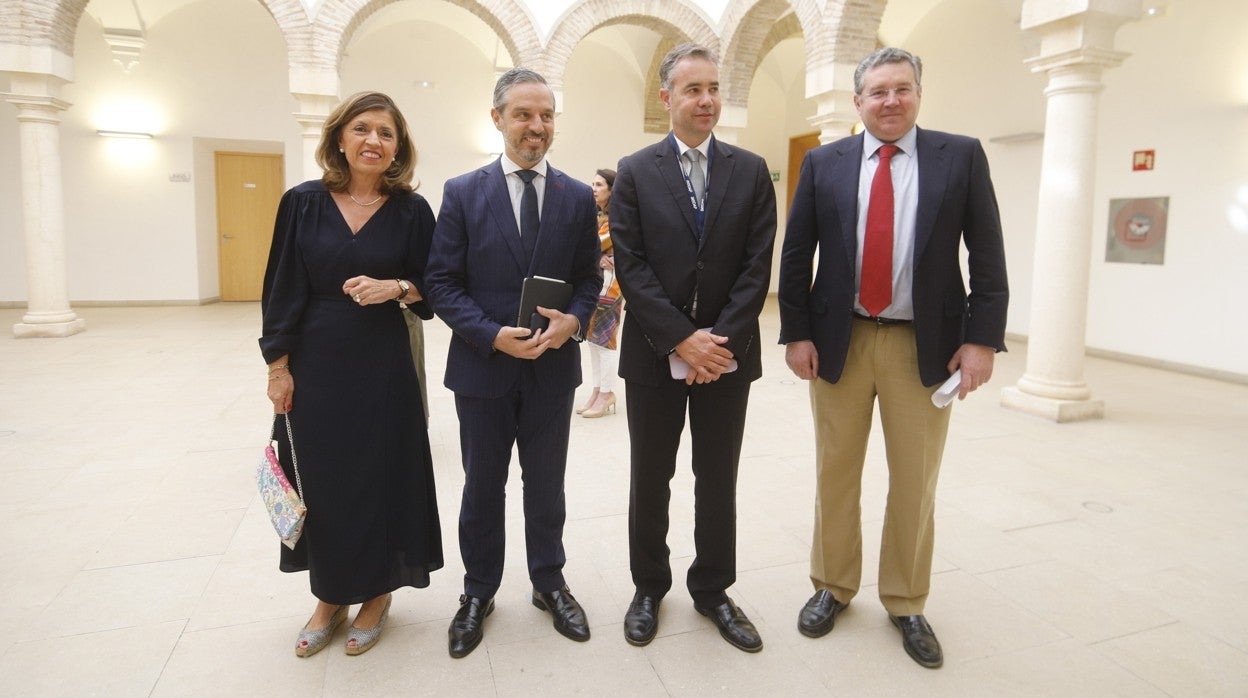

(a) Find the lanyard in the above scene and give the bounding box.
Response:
[670,134,711,232]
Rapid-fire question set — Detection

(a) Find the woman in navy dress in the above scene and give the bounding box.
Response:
[260,92,442,657]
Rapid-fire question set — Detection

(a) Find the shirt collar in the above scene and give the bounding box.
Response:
[501,154,548,178]
[672,133,712,161]
[863,126,918,158]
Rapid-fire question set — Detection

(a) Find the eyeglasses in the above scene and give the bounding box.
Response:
[860,86,917,102]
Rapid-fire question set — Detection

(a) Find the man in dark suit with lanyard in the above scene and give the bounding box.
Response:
[778,47,1009,668]
[611,43,777,653]
[425,67,602,659]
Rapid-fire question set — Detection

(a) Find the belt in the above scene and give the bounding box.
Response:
[853,311,912,326]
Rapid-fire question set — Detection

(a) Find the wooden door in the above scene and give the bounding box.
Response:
[787,132,822,210]
[216,152,283,301]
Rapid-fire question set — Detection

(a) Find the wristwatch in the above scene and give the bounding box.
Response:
[395,279,411,300]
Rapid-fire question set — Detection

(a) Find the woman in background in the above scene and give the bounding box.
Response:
[260,91,443,657]
[579,168,622,418]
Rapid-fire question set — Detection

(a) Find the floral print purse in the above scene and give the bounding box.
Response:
[256,414,306,550]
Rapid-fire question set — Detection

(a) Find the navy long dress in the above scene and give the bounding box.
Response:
[259,180,443,604]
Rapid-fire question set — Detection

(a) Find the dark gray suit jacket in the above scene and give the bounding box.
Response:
[611,134,777,387]
[777,127,1009,387]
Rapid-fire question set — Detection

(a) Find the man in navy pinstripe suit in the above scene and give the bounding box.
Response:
[425,67,602,659]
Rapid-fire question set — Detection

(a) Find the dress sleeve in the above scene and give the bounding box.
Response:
[403,193,437,321]
[259,187,310,364]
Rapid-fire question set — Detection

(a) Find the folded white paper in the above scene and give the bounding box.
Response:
[670,354,738,380]
[670,328,738,380]
[931,369,962,409]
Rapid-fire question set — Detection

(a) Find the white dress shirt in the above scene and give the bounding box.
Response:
[856,127,919,320]
[500,154,548,233]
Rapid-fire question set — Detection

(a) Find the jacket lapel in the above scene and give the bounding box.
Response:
[700,137,735,247]
[535,165,566,270]
[653,140,701,241]
[836,136,865,272]
[482,160,528,274]
[912,127,948,267]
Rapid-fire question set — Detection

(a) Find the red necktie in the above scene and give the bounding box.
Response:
[860,144,899,317]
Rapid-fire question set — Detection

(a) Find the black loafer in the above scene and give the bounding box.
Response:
[798,589,847,638]
[448,595,494,658]
[623,593,660,646]
[694,597,762,653]
[889,614,943,668]
[532,586,590,642]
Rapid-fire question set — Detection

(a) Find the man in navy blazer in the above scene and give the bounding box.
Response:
[611,44,776,653]
[425,67,602,659]
[778,47,1008,669]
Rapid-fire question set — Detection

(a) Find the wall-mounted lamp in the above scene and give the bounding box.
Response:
[97,129,153,139]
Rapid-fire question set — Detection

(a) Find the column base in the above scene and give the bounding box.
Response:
[14,317,86,338]
[1001,386,1104,423]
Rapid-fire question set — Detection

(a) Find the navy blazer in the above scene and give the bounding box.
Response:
[777,127,1009,387]
[425,159,602,398]
[611,135,777,387]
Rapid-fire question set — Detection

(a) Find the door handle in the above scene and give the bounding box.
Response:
[222,234,235,240]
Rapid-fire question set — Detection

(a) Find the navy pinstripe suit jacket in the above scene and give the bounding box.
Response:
[425,159,602,398]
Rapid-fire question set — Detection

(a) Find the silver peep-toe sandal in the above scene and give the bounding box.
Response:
[295,604,348,657]
[345,595,392,656]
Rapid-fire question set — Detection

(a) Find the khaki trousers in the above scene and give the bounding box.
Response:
[809,318,951,616]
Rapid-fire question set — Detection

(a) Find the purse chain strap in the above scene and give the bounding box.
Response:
[271,414,305,501]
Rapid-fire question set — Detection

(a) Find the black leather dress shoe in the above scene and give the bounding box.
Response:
[695,598,762,653]
[448,595,494,658]
[889,614,943,668]
[623,593,660,646]
[798,589,847,638]
[531,586,590,641]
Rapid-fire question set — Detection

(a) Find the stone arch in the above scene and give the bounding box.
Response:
[309,0,542,77]
[0,0,90,56]
[541,0,718,94]
[814,0,885,69]
[718,0,806,108]
[759,12,803,61]
[256,0,315,68]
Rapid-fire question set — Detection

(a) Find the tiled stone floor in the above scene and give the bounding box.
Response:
[0,301,1245,696]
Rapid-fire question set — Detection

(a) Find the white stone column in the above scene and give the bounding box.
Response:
[292,92,337,181]
[290,66,340,181]
[715,103,748,145]
[4,74,85,338]
[1001,1,1138,422]
[805,61,858,144]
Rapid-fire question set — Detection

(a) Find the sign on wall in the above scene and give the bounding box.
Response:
[1106,197,1168,265]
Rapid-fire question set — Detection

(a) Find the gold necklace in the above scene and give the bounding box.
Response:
[348,192,383,206]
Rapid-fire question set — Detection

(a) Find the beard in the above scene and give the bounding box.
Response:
[510,134,548,164]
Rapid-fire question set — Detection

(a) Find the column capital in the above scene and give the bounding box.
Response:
[2,70,71,113]
[0,45,74,82]
[288,66,338,99]
[1022,0,1140,58]
[804,61,859,144]
[1025,45,1129,75]
[291,91,338,129]
[2,91,71,120]
[807,112,858,144]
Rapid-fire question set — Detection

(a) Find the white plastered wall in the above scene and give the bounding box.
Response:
[0,0,1244,377]
[902,0,1247,377]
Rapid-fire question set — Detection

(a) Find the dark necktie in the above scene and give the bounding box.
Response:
[516,169,539,258]
[860,144,899,317]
